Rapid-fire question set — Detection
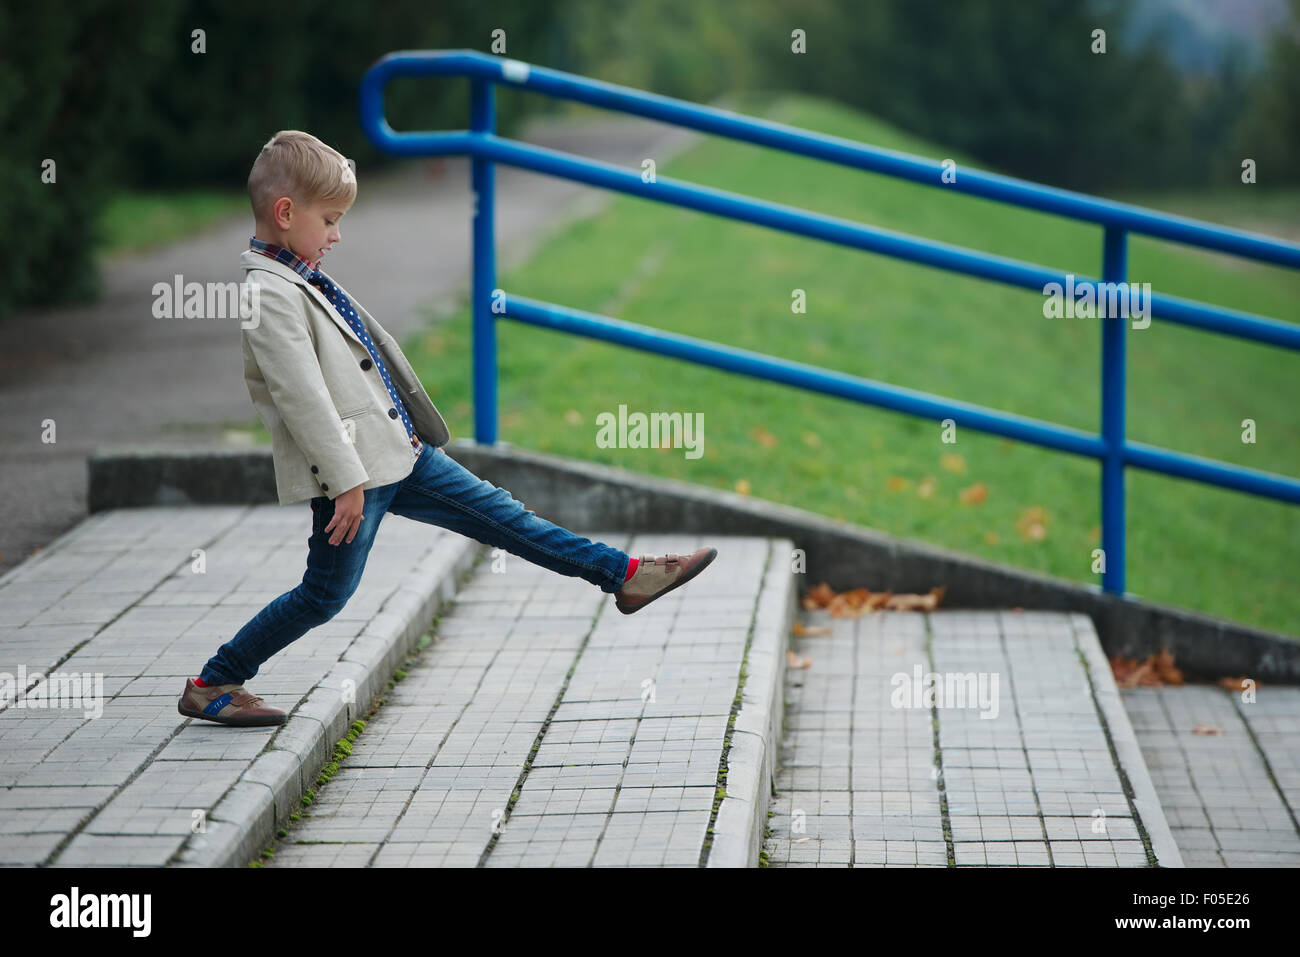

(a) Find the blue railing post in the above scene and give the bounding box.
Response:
[1101,227,1128,595]
[360,51,1300,604]
[471,77,498,444]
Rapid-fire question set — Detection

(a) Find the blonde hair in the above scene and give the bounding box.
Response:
[247,130,356,221]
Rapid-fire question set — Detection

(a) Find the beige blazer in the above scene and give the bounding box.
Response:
[239,249,451,505]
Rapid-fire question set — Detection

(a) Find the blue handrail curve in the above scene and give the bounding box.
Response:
[361,49,1300,597]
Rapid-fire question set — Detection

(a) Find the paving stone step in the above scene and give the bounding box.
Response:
[765,608,1183,868]
[262,534,794,867]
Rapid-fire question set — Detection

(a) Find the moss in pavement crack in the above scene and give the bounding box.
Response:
[244,615,445,867]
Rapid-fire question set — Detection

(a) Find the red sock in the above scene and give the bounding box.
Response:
[623,557,639,581]
[193,677,209,687]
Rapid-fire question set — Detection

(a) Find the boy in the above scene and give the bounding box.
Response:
[178,130,717,728]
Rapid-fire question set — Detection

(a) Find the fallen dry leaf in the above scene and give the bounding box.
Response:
[750,426,779,449]
[959,482,988,505]
[916,477,936,499]
[1110,654,1153,687]
[786,649,813,669]
[984,531,999,545]
[802,430,822,448]
[1191,725,1222,736]
[801,582,945,616]
[885,586,947,611]
[1218,676,1257,692]
[564,409,582,425]
[1109,649,1184,688]
[793,622,831,637]
[1016,505,1048,541]
[886,476,909,492]
[734,478,751,495]
[1153,649,1184,685]
[940,453,967,474]
[828,588,874,617]
[825,591,890,617]
[801,582,837,610]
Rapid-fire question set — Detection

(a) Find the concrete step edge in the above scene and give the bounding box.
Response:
[707,537,797,868]
[1071,611,1185,868]
[172,536,482,867]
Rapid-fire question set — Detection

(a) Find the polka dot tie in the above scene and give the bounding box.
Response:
[308,269,422,453]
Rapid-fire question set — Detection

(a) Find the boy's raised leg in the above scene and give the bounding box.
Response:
[386,445,717,613]
[386,445,630,593]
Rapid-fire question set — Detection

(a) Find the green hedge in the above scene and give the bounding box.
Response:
[0,0,560,317]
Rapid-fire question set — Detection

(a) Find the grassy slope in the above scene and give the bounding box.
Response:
[399,94,1299,635]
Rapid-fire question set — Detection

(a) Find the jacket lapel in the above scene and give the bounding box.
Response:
[240,250,365,349]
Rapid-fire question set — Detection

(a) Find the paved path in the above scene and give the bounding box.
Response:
[1121,683,1300,867]
[263,534,783,868]
[0,503,477,866]
[6,498,1295,867]
[0,113,700,575]
[764,608,1184,867]
[0,501,787,867]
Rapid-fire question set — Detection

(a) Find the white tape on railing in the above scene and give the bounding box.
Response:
[501,59,530,84]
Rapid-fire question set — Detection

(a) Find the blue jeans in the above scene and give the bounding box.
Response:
[200,443,631,685]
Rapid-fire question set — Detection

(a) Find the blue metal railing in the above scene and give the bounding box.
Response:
[360,49,1300,597]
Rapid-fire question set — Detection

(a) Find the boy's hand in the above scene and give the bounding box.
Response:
[324,484,366,545]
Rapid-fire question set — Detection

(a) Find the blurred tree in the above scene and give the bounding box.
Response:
[2,0,1292,317]
[120,0,562,186]
[744,0,1207,192]
[551,0,762,105]
[1231,0,1300,185]
[0,0,565,316]
[0,0,176,310]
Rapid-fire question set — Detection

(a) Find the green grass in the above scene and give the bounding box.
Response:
[98,188,247,255]
[1110,187,1300,242]
[396,93,1300,637]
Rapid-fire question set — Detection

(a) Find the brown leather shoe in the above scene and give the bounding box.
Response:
[615,547,718,615]
[177,679,287,727]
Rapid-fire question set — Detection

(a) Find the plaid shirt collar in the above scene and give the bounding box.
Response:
[248,235,322,278]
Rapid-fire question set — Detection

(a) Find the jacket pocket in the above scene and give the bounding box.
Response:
[338,406,369,419]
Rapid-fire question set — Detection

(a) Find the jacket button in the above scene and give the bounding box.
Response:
[360,358,373,370]
[320,484,329,492]
[388,408,398,419]
[310,465,318,473]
